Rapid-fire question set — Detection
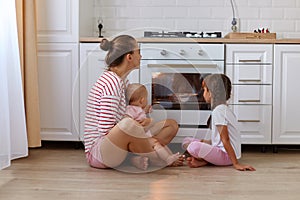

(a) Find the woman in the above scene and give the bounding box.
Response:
[84,35,180,171]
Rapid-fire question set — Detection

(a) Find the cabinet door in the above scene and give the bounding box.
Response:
[231,105,272,144]
[79,43,106,139]
[36,0,79,43]
[38,43,79,141]
[273,45,300,144]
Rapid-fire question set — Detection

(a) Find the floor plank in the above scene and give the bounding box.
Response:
[0,143,300,200]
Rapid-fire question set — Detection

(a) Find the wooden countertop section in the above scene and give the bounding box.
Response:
[80,37,300,44]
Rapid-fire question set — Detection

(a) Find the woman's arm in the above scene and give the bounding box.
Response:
[217,125,255,171]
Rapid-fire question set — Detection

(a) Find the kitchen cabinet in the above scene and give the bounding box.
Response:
[37,43,79,141]
[79,43,139,140]
[36,0,81,141]
[36,0,79,43]
[273,45,300,144]
[226,44,273,144]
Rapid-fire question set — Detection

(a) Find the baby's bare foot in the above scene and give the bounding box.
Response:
[131,156,149,170]
[167,153,185,167]
[186,157,208,168]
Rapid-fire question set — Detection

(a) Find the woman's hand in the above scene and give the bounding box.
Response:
[234,163,256,171]
[138,118,153,127]
[144,105,152,114]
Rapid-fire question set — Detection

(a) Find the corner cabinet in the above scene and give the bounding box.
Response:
[226,44,273,144]
[273,45,300,144]
[36,0,80,141]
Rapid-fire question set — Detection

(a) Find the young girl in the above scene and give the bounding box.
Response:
[125,83,183,167]
[182,74,255,171]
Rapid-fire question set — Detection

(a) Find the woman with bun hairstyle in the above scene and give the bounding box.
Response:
[84,35,182,171]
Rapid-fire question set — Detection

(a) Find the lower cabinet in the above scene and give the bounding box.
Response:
[273,45,300,144]
[226,44,273,144]
[38,43,79,141]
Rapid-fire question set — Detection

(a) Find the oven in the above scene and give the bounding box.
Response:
[140,43,225,142]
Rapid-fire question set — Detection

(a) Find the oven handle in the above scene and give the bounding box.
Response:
[147,64,219,68]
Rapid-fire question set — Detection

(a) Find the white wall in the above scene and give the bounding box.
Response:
[92,0,300,38]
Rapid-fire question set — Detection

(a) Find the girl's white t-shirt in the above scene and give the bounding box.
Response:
[211,104,241,159]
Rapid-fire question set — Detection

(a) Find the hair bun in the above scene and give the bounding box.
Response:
[100,39,111,51]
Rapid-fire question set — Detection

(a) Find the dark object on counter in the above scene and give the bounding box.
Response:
[98,23,103,38]
[144,31,222,38]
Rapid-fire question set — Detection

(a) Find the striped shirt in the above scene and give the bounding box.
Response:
[84,71,127,153]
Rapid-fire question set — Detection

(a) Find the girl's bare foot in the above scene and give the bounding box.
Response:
[130,156,149,170]
[168,153,185,167]
[186,156,208,168]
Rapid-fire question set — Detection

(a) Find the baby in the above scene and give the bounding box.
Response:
[125,83,182,167]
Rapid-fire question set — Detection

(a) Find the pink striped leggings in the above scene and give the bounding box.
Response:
[184,138,232,166]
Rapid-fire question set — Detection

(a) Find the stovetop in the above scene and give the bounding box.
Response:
[144,31,222,38]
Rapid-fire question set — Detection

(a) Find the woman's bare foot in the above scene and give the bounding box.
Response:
[130,156,149,170]
[186,156,208,168]
[168,153,185,167]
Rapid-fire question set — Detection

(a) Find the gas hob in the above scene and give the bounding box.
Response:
[144,31,222,38]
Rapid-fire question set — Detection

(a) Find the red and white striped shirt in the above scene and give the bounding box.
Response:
[84,71,127,153]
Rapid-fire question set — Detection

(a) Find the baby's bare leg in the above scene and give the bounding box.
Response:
[152,140,182,166]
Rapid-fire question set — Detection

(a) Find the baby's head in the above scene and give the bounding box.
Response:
[126,83,148,107]
[202,74,232,109]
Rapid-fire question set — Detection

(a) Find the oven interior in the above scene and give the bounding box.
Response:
[151,72,211,110]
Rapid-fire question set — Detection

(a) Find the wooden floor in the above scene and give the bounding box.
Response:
[1,142,300,200]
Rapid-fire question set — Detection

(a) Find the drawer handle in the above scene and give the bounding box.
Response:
[238,120,261,122]
[238,79,261,82]
[238,100,261,103]
[238,59,261,63]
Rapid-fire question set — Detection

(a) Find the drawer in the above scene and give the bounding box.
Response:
[226,44,273,64]
[229,85,272,105]
[226,64,272,84]
[230,105,272,144]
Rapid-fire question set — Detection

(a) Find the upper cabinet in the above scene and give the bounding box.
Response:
[36,0,79,43]
[273,45,300,144]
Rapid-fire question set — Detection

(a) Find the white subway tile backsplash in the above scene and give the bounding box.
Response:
[273,20,295,32]
[140,7,163,18]
[211,7,232,18]
[260,8,283,19]
[93,0,300,38]
[117,7,141,18]
[272,0,296,7]
[175,19,199,30]
[176,0,200,6]
[163,7,188,18]
[151,0,177,7]
[237,8,260,19]
[248,0,272,7]
[198,0,224,6]
[285,8,300,19]
[187,7,211,18]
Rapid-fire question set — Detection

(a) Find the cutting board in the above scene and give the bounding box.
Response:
[225,32,276,39]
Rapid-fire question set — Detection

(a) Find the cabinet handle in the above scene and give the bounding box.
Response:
[238,79,261,82]
[238,59,261,63]
[238,100,261,103]
[238,120,260,122]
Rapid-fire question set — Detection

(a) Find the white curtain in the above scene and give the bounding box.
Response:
[0,0,28,170]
